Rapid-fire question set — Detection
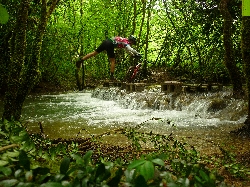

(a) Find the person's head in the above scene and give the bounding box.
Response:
[128,35,137,45]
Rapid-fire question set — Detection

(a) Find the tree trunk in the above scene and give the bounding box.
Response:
[0,31,12,95]
[2,0,59,121]
[75,0,85,91]
[144,0,151,61]
[2,0,30,121]
[242,16,250,126]
[131,0,137,35]
[219,0,243,96]
[137,0,146,48]
[142,0,151,75]
[14,0,60,120]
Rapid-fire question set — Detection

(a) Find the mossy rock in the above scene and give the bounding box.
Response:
[207,99,227,112]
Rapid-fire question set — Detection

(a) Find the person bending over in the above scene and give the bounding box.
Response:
[76,35,141,80]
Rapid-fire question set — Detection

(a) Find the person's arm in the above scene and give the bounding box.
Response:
[124,45,141,56]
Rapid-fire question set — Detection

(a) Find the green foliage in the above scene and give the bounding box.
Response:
[2,120,248,186]
[1,0,243,90]
[37,0,234,85]
[219,146,250,179]
[0,4,9,24]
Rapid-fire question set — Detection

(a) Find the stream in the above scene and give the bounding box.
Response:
[0,86,248,154]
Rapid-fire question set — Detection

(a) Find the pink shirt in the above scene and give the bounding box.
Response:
[110,36,140,56]
[111,36,131,48]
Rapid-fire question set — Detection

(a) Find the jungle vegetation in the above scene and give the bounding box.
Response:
[0,0,250,123]
[1,0,250,186]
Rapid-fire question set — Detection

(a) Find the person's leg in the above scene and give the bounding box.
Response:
[106,41,115,80]
[76,51,99,68]
[81,51,99,61]
[109,57,115,80]
[76,39,106,69]
[110,58,115,73]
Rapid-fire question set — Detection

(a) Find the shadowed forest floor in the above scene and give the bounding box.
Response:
[171,125,250,186]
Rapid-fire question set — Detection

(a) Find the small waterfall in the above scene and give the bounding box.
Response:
[91,87,247,122]
[11,87,247,139]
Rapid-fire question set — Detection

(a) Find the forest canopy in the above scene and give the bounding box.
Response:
[0,0,243,87]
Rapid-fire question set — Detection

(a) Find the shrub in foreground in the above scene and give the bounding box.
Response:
[0,120,245,186]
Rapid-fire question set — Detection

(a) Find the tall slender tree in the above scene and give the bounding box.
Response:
[137,0,146,48]
[219,0,243,96]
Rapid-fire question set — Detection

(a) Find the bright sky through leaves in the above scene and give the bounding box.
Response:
[242,0,250,16]
[0,4,9,24]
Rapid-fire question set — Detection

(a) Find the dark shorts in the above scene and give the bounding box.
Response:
[95,39,115,58]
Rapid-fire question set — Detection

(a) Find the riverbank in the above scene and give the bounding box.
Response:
[39,121,250,186]
[20,75,250,186]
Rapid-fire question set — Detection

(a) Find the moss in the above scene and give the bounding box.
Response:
[208,99,227,112]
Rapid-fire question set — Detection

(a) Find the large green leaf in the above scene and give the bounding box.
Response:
[128,159,146,170]
[152,158,165,166]
[83,150,93,165]
[124,169,136,183]
[25,171,33,182]
[54,173,65,182]
[0,179,18,187]
[14,169,23,178]
[134,175,147,187]
[0,166,12,176]
[1,151,19,162]
[139,161,155,181]
[199,169,209,182]
[60,157,70,175]
[40,182,64,187]
[16,182,34,187]
[81,178,89,187]
[4,151,19,158]
[95,163,111,182]
[0,4,9,24]
[176,178,190,187]
[0,160,9,166]
[71,154,84,165]
[107,167,123,187]
[95,163,105,179]
[19,150,30,171]
[10,135,24,143]
[22,141,35,151]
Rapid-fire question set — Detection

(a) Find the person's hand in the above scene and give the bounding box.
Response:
[133,54,142,58]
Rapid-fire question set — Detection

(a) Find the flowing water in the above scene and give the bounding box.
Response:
[0,86,249,154]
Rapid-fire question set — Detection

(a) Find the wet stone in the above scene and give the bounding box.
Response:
[161,81,183,93]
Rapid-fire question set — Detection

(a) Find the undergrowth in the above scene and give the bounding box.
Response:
[0,120,249,187]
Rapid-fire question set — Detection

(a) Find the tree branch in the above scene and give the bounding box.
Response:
[0,144,19,152]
